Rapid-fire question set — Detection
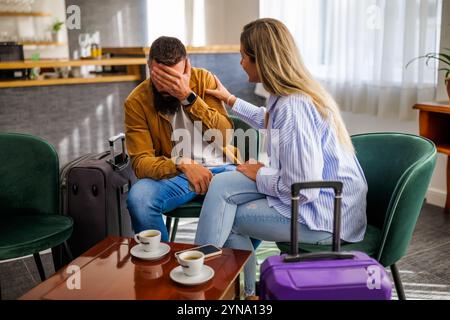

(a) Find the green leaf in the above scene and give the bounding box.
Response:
[406,51,450,70]
[423,54,450,67]
[435,53,450,64]
[406,55,429,68]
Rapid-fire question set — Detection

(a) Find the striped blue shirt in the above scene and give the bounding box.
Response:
[233,94,368,243]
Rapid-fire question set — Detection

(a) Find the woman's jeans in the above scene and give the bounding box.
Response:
[127,164,236,241]
[195,171,333,296]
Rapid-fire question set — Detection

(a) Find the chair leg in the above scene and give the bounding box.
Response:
[63,241,74,262]
[390,264,406,300]
[33,253,46,282]
[51,242,74,273]
[166,216,172,235]
[170,218,179,243]
[51,245,63,272]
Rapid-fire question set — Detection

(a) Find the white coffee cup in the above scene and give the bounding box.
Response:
[176,250,205,277]
[134,230,161,252]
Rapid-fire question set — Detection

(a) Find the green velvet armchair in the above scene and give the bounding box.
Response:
[0,133,73,299]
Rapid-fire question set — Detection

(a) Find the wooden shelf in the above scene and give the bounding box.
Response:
[19,41,66,46]
[0,74,142,88]
[0,58,147,70]
[103,47,147,56]
[0,11,51,17]
[0,57,146,88]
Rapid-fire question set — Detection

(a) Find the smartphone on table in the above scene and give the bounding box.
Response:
[175,244,222,259]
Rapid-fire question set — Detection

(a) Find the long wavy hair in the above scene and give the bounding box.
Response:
[241,18,354,153]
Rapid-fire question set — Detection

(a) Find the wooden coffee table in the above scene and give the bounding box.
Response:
[20,237,251,300]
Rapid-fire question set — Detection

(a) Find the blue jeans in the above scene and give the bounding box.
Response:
[194,171,333,295]
[127,165,236,241]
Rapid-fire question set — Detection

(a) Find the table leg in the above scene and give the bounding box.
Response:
[234,274,241,300]
[446,156,450,214]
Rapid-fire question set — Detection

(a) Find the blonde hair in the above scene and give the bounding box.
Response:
[241,18,354,153]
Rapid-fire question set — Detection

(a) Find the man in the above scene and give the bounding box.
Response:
[125,36,239,241]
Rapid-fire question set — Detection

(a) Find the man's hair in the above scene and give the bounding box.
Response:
[149,36,187,66]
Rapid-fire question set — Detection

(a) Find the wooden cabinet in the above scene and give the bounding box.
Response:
[414,101,450,213]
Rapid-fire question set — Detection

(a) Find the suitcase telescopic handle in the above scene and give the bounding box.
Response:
[108,133,128,170]
[284,181,354,263]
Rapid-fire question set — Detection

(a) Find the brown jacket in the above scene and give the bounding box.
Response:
[124,68,240,180]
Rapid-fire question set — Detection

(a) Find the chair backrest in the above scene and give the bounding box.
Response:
[0,133,59,216]
[229,115,260,162]
[352,133,436,267]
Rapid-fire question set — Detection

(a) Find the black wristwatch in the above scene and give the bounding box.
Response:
[181,91,197,106]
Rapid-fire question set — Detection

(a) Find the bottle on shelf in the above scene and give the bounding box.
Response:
[91,43,102,59]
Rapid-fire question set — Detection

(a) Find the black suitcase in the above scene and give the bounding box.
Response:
[60,133,137,258]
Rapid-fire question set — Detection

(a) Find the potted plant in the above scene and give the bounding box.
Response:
[406,48,450,100]
[51,20,65,43]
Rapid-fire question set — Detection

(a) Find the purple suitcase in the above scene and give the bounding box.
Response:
[260,181,392,300]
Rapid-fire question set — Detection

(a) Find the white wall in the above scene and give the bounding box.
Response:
[0,0,69,59]
[204,0,259,45]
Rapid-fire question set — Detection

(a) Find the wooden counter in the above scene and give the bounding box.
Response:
[0,58,147,88]
[103,45,241,57]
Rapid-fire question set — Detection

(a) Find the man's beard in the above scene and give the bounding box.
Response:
[151,84,181,116]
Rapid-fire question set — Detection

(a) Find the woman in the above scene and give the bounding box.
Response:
[194,18,368,296]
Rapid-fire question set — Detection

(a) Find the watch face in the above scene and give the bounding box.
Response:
[187,92,197,103]
[181,92,197,106]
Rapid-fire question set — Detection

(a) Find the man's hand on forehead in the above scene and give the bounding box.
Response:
[151,59,192,101]
[153,58,190,78]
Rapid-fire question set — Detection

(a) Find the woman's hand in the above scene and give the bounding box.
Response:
[237,160,265,181]
[206,75,237,106]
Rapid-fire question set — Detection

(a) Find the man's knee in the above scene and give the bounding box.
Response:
[127,179,164,213]
[209,170,253,195]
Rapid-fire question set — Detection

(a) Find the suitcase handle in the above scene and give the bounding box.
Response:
[107,133,128,170]
[284,181,354,263]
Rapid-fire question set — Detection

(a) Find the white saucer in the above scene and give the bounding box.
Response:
[130,243,171,261]
[170,265,215,286]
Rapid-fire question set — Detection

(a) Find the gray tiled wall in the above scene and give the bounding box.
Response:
[66,0,148,56]
[0,82,137,166]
